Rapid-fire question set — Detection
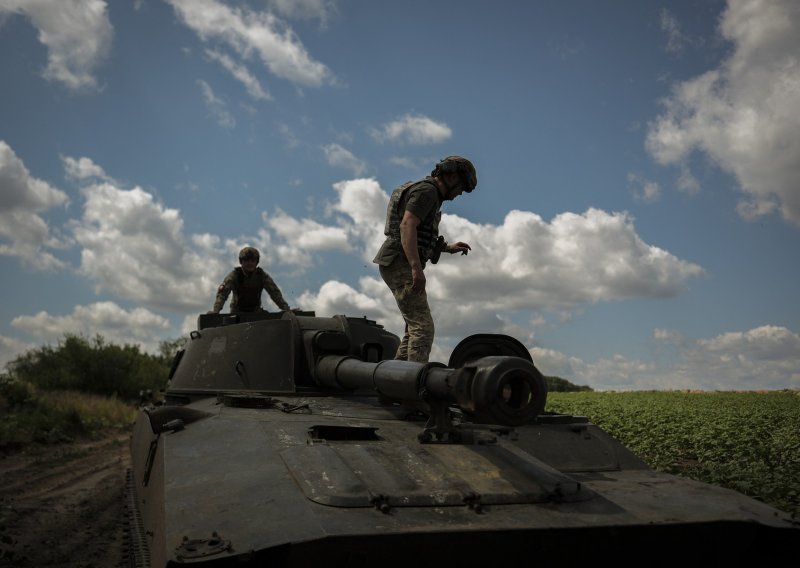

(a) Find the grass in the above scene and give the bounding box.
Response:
[0,384,136,453]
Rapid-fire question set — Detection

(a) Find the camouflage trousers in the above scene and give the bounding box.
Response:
[379,257,434,362]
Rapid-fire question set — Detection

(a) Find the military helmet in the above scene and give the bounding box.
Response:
[238,246,260,262]
[432,156,477,192]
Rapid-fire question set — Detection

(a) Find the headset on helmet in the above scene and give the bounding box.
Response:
[238,246,260,262]
[431,156,477,192]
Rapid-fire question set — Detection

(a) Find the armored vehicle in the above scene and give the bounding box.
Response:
[128,312,797,567]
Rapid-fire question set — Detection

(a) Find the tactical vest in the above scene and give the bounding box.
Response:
[384,179,443,262]
[232,267,264,312]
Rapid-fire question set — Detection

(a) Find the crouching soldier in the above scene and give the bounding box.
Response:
[209,247,291,313]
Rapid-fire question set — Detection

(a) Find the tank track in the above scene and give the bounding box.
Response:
[124,468,151,568]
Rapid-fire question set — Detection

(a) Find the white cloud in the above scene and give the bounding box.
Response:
[647,0,800,225]
[63,155,112,182]
[69,181,226,312]
[298,278,396,321]
[197,79,236,128]
[443,207,705,310]
[323,143,367,175]
[330,178,387,241]
[371,114,453,145]
[166,0,332,87]
[261,209,350,268]
[11,301,171,353]
[0,0,112,90]
[536,325,800,391]
[699,325,800,361]
[205,49,271,100]
[0,140,69,269]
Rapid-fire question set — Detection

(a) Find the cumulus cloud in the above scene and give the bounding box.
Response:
[68,180,226,312]
[298,278,396,322]
[260,209,350,268]
[0,0,112,90]
[166,0,332,87]
[0,140,69,269]
[647,0,800,225]
[329,177,388,250]
[11,301,172,353]
[371,114,453,145]
[323,143,367,175]
[446,208,704,309]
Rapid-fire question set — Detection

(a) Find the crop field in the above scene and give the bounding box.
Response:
[545,390,800,517]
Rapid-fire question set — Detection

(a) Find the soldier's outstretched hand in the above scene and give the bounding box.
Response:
[447,241,472,256]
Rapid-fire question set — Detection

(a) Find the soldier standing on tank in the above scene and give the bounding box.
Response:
[373,156,476,362]
[209,246,291,313]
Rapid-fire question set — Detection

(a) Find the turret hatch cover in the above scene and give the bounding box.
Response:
[280,441,592,508]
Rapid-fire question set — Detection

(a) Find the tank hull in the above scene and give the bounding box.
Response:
[129,394,797,567]
[128,313,798,566]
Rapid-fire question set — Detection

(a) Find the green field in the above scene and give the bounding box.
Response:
[546,390,800,517]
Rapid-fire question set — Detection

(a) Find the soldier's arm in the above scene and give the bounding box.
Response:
[263,274,290,311]
[399,210,426,293]
[210,276,234,313]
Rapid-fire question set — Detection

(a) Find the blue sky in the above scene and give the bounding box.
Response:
[0,0,798,390]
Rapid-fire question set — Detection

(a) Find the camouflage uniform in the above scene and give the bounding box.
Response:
[212,267,290,313]
[373,178,443,362]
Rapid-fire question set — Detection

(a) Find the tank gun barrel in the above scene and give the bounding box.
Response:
[314,354,545,429]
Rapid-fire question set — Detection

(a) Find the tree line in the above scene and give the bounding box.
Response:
[1,334,184,404]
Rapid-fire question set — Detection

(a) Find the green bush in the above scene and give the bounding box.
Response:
[2,334,181,402]
[0,333,182,452]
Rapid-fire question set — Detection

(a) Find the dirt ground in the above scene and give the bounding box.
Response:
[0,433,130,567]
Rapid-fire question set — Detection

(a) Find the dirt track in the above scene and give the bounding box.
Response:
[0,434,130,567]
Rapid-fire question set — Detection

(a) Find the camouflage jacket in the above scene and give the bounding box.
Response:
[212,267,290,312]
[372,177,443,267]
